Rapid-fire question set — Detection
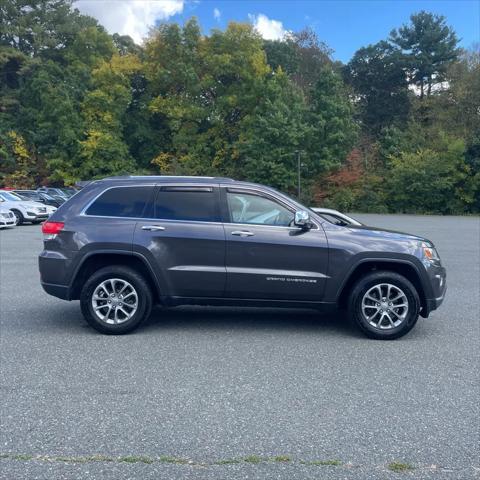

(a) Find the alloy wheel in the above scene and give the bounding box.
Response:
[361,283,409,330]
[91,278,138,325]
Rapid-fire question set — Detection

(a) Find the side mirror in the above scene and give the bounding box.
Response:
[294,210,312,230]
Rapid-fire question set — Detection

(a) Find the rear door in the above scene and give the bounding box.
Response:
[222,187,329,301]
[133,184,226,298]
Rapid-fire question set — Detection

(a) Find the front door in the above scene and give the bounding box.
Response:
[222,188,329,301]
[133,185,226,298]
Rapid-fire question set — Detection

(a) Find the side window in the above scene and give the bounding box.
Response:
[319,213,348,226]
[85,187,153,217]
[154,187,219,222]
[226,191,293,226]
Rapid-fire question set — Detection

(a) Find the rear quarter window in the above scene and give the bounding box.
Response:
[85,186,153,218]
[154,187,219,222]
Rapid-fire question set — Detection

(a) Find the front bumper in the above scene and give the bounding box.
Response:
[25,213,49,221]
[421,264,447,317]
[0,219,16,226]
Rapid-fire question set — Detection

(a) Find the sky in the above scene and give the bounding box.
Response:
[75,0,480,63]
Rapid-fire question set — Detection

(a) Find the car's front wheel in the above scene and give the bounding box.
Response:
[80,266,153,334]
[11,209,23,225]
[348,271,420,340]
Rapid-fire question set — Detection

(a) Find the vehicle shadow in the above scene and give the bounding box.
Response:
[35,302,363,338]
[139,305,362,338]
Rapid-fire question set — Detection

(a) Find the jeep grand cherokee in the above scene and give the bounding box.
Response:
[39,176,446,339]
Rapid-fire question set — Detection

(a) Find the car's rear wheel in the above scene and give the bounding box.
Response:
[80,266,152,334]
[11,209,23,225]
[348,271,420,340]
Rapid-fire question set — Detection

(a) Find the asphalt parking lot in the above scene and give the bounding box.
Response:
[0,214,479,480]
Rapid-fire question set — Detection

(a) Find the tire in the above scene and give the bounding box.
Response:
[348,270,420,340]
[80,265,153,334]
[11,209,23,225]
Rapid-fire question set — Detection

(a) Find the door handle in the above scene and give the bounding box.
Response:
[231,230,254,237]
[141,225,165,231]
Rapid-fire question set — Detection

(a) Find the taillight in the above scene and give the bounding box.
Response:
[42,221,64,240]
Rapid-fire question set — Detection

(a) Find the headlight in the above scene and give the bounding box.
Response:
[422,241,440,262]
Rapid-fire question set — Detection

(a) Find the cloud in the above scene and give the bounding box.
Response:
[75,0,184,44]
[248,13,287,41]
[213,7,221,21]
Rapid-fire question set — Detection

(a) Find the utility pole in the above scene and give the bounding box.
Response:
[296,150,301,199]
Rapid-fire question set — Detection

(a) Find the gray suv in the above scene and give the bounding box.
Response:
[39,176,446,339]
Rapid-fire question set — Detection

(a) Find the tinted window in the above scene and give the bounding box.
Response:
[227,191,293,226]
[154,187,219,222]
[319,213,349,226]
[86,187,153,217]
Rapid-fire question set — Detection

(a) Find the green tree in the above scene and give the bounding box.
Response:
[146,20,271,177]
[307,67,358,173]
[0,0,97,58]
[387,137,473,213]
[236,70,309,193]
[345,41,409,133]
[78,54,141,180]
[390,11,459,98]
[264,28,332,96]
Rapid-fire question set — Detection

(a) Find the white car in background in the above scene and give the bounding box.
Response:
[0,205,16,228]
[310,207,363,227]
[0,190,56,225]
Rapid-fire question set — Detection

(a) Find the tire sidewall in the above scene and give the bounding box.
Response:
[81,267,151,334]
[350,272,420,340]
[11,209,23,225]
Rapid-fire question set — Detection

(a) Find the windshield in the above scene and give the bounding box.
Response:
[0,191,23,202]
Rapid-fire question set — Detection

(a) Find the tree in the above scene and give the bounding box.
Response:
[307,67,358,173]
[345,41,410,133]
[263,27,332,96]
[236,70,309,193]
[387,137,473,213]
[146,20,271,177]
[78,54,141,180]
[0,0,98,58]
[390,11,459,98]
[0,131,39,187]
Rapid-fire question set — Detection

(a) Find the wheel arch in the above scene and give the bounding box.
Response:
[70,251,161,303]
[337,259,429,317]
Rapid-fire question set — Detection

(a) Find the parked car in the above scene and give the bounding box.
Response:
[39,176,446,339]
[0,205,16,228]
[60,187,77,198]
[0,190,56,224]
[37,187,69,200]
[310,208,363,227]
[14,190,65,208]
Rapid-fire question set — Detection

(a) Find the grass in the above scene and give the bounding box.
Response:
[300,459,342,466]
[388,461,415,473]
[242,455,265,464]
[11,454,34,461]
[158,456,190,464]
[272,455,291,462]
[213,458,242,465]
[0,452,358,470]
[119,456,154,464]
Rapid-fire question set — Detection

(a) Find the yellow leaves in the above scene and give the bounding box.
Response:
[7,131,29,160]
[3,131,36,189]
[91,54,141,87]
[151,152,175,173]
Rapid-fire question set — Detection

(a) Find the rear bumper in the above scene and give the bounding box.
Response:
[39,250,72,300]
[41,281,71,300]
